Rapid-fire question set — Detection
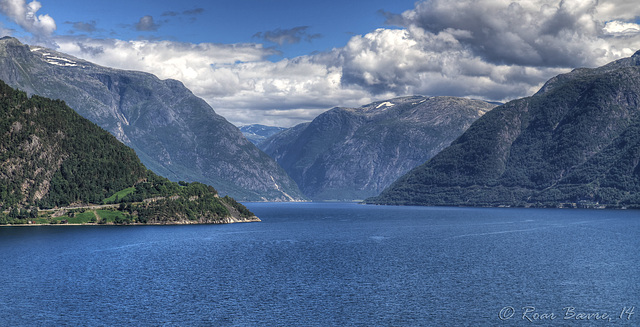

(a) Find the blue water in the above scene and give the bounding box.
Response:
[0,203,638,326]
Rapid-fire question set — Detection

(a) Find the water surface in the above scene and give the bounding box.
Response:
[0,203,638,325]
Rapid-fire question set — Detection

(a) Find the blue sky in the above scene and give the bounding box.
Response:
[3,0,417,59]
[1,0,640,127]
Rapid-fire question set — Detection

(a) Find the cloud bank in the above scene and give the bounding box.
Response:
[0,0,55,38]
[4,0,640,126]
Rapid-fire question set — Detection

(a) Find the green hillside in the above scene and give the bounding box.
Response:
[0,80,256,224]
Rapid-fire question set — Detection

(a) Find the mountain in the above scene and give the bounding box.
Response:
[0,37,303,201]
[0,80,257,224]
[368,51,640,208]
[239,124,287,145]
[259,96,496,200]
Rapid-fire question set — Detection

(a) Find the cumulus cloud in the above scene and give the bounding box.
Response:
[135,15,160,31]
[5,0,640,126]
[325,0,640,104]
[330,26,571,99]
[384,0,640,68]
[253,26,322,45]
[604,21,640,36]
[56,0,640,126]
[594,0,640,21]
[223,0,639,124]
[55,37,372,126]
[0,0,56,37]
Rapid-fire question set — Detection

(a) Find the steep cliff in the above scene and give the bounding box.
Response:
[0,37,303,201]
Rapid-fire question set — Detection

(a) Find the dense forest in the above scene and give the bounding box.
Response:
[0,80,256,224]
[0,80,146,208]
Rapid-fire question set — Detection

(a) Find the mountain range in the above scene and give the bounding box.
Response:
[3,36,637,208]
[0,37,303,201]
[368,51,640,208]
[259,96,496,200]
[239,124,287,145]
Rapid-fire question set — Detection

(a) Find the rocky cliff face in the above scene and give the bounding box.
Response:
[0,37,303,201]
[260,96,495,200]
[369,51,640,208]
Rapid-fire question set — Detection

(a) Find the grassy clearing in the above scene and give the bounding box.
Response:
[45,211,96,224]
[96,209,126,223]
[35,217,49,224]
[71,211,96,224]
[103,187,136,204]
[11,208,130,225]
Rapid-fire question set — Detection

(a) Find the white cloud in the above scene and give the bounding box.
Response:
[5,0,640,127]
[0,0,55,37]
[333,26,570,101]
[55,37,377,126]
[604,21,640,36]
[386,0,640,68]
[594,0,640,21]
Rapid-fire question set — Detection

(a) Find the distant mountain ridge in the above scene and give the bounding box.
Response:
[0,37,303,201]
[260,96,496,200]
[239,124,287,145]
[368,51,640,208]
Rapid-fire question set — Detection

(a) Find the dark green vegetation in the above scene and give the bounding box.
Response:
[0,79,146,208]
[0,37,302,201]
[368,51,640,208]
[0,80,257,225]
[260,96,495,200]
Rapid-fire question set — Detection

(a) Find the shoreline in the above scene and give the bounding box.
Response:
[0,216,261,227]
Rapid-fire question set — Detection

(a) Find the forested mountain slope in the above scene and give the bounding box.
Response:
[0,80,256,224]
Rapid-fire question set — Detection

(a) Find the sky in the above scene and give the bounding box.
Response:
[1,0,640,127]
